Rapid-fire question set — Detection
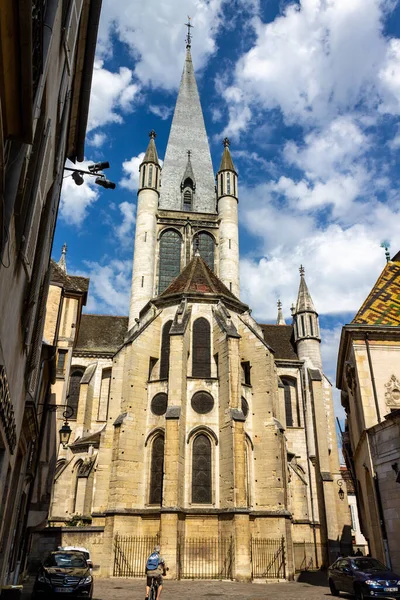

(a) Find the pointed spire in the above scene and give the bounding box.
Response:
[159,32,215,213]
[141,130,160,165]
[295,265,317,314]
[277,300,286,325]
[58,243,67,273]
[218,138,237,173]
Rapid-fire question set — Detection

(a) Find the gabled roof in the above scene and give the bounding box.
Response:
[157,255,248,311]
[75,314,128,354]
[352,257,400,326]
[259,324,298,360]
[50,260,89,295]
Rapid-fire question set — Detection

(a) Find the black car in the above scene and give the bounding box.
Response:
[328,556,400,599]
[32,551,93,598]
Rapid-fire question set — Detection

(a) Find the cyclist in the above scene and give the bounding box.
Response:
[145,545,166,600]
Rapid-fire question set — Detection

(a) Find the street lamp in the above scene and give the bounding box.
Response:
[64,161,116,189]
[38,403,74,448]
[337,479,345,501]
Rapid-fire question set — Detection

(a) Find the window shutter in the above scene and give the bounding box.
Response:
[159,321,172,380]
[192,434,212,504]
[192,318,211,378]
[64,1,80,72]
[149,436,164,505]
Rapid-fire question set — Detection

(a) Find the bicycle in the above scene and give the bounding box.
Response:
[148,567,168,600]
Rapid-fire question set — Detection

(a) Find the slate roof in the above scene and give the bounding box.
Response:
[142,135,160,165]
[50,260,89,294]
[296,272,317,314]
[75,314,128,354]
[70,429,103,448]
[259,324,298,360]
[219,144,236,173]
[159,254,246,308]
[352,256,400,326]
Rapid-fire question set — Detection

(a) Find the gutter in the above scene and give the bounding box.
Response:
[76,0,102,161]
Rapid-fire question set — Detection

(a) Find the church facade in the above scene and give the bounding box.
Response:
[39,41,350,580]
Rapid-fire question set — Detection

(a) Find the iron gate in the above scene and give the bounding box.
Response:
[251,537,285,579]
[178,536,234,579]
[113,534,159,577]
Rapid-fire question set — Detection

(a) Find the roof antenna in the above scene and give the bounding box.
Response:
[185,16,193,48]
[380,241,391,263]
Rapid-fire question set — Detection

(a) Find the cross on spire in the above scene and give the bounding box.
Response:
[299,264,305,277]
[185,16,193,48]
[187,149,192,160]
[223,137,230,148]
[149,130,157,139]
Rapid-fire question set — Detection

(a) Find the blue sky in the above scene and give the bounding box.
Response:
[56,0,400,421]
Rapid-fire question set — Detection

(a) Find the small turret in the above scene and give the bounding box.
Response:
[217,138,240,297]
[138,130,161,194]
[277,300,286,325]
[58,243,67,273]
[293,265,322,369]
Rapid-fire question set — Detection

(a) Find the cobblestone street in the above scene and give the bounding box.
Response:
[21,574,354,600]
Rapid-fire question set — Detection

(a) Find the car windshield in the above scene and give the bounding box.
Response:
[351,558,387,571]
[44,553,86,568]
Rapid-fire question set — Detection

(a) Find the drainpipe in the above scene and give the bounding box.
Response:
[365,334,381,423]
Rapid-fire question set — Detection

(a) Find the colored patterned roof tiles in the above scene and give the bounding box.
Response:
[352,258,400,326]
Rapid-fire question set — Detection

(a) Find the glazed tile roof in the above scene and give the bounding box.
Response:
[352,257,400,326]
[259,324,298,360]
[50,260,89,294]
[75,314,128,354]
[159,254,245,307]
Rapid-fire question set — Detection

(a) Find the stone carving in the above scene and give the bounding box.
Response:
[384,374,400,407]
[0,365,17,453]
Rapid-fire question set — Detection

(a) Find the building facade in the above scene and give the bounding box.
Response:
[38,40,350,580]
[0,0,101,586]
[337,252,400,571]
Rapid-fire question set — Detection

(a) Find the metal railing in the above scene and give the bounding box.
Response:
[179,536,234,580]
[113,534,159,577]
[251,537,286,579]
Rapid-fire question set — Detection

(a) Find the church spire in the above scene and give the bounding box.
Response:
[159,26,216,213]
[292,265,321,368]
[295,265,317,314]
[58,243,67,273]
[277,300,286,325]
[141,130,160,166]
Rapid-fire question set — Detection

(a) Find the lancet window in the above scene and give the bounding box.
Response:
[182,177,194,211]
[158,229,182,293]
[149,435,164,505]
[192,317,211,378]
[194,232,214,270]
[281,377,300,428]
[160,320,173,380]
[67,367,85,419]
[192,434,212,504]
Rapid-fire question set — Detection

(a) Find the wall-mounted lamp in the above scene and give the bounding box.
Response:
[337,479,345,501]
[38,404,74,448]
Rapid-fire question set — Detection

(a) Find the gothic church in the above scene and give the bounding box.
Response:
[42,39,350,580]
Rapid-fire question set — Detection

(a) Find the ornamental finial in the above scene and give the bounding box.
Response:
[185,16,193,48]
[149,130,156,139]
[223,137,230,148]
[299,265,305,277]
[380,241,391,263]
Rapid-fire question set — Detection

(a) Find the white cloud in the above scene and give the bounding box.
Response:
[220,0,397,135]
[114,201,136,248]
[149,105,174,120]
[120,153,145,191]
[59,160,99,226]
[81,259,132,315]
[87,132,107,148]
[87,60,140,132]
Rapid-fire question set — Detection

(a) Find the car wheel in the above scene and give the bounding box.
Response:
[354,585,364,600]
[329,579,340,596]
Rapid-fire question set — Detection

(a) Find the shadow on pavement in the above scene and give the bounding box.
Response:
[296,570,329,587]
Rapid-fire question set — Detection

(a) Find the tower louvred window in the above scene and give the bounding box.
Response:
[194,232,214,271]
[148,164,153,187]
[192,434,212,504]
[227,172,231,194]
[160,320,172,379]
[158,229,182,293]
[183,189,192,210]
[149,435,164,504]
[192,317,211,378]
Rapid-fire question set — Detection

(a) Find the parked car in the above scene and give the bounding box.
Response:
[328,556,400,599]
[32,550,93,598]
[59,547,93,569]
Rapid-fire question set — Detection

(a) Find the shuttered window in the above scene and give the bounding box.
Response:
[194,232,214,271]
[160,321,172,380]
[192,318,211,378]
[192,434,212,504]
[149,436,164,505]
[158,230,182,293]
[67,368,85,420]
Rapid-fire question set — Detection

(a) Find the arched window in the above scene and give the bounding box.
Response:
[149,436,164,505]
[192,434,212,504]
[67,367,85,419]
[194,232,214,270]
[183,189,192,211]
[160,321,172,380]
[192,317,211,378]
[281,377,300,427]
[158,229,182,293]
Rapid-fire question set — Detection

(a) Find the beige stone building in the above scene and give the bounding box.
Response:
[337,251,400,571]
[40,39,350,581]
[0,0,101,587]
